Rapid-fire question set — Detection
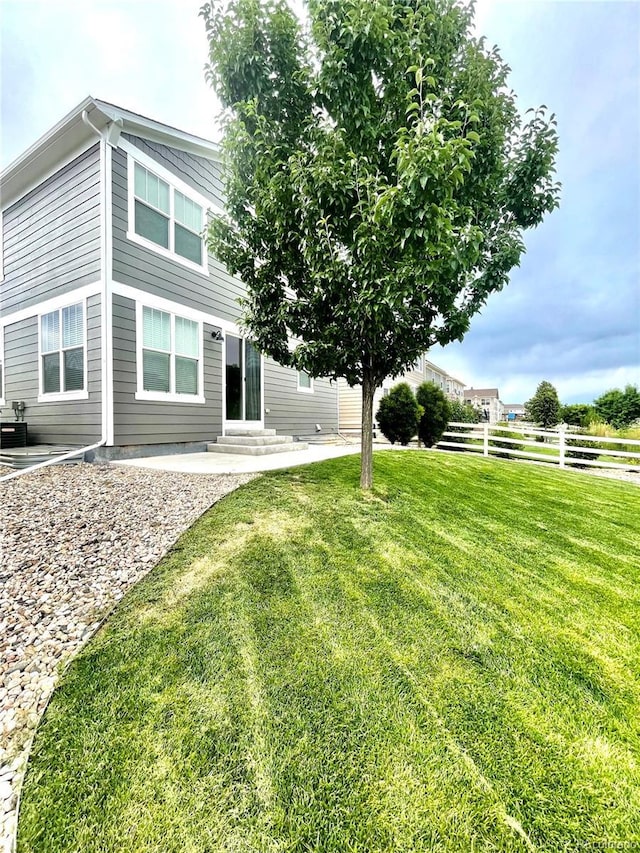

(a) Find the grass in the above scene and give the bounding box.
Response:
[18,452,640,853]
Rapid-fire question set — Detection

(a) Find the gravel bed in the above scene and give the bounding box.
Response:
[0,463,254,851]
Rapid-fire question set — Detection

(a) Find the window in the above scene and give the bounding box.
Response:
[174,191,203,265]
[297,370,313,393]
[130,158,205,270]
[39,302,85,398]
[134,163,170,250]
[413,355,423,373]
[137,305,203,402]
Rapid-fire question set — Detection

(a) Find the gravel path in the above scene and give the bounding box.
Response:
[0,463,254,852]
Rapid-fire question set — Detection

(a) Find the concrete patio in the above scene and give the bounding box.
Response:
[110,441,386,474]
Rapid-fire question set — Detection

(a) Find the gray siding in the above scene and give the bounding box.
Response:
[2,294,102,444]
[264,361,338,437]
[112,294,222,446]
[111,135,339,444]
[1,144,101,315]
[125,135,224,203]
[338,381,387,433]
[112,142,244,324]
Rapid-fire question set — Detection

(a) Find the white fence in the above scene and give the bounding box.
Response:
[437,422,640,472]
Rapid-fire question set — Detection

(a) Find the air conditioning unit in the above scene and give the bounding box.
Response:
[0,422,27,449]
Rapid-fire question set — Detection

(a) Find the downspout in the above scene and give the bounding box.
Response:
[0,113,121,483]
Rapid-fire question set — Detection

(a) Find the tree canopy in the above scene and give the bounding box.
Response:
[525,380,561,429]
[202,0,560,486]
[593,385,640,430]
[559,403,595,429]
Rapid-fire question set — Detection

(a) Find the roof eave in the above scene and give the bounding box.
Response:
[1,96,221,209]
[93,99,221,162]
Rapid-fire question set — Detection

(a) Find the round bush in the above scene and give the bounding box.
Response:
[416,382,451,447]
[376,383,421,445]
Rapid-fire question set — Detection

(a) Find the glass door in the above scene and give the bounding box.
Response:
[225,335,263,428]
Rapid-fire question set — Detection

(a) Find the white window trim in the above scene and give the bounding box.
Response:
[37,299,89,403]
[135,301,205,404]
[297,370,314,394]
[123,140,214,277]
[222,334,264,430]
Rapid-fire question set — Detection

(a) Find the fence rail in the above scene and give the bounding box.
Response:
[436,422,640,472]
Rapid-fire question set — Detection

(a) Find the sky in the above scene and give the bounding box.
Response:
[1,0,639,405]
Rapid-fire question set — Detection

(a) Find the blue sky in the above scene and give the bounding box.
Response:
[1,0,638,405]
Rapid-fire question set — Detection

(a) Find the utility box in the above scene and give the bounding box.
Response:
[0,422,27,449]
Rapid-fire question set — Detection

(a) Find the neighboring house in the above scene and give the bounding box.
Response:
[0,98,339,458]
[463,388,504,424]
[338,356,464,434]
[445,374,465,402]
[504,403,525,421]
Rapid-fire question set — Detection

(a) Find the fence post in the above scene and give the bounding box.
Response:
[559,424,566,469]
[483,423,489,457]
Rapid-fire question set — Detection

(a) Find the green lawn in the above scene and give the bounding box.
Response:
[18,452,640,852]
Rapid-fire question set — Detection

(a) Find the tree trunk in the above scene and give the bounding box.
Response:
[360,370,375,489]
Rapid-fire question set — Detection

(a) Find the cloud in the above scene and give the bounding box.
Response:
[0,0,220,166]
[1,0,638,408]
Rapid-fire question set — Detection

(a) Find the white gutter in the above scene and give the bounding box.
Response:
[0,113,119,484]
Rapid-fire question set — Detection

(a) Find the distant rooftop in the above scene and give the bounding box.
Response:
[464,388,500,398]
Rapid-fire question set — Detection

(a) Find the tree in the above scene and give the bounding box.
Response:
[594,385,640,429]
[416,382,451,446]
[449,399,480,423]
[202,0,560,488]
[376,383,422,445]
[559,403,595,428]
[525,381,560,429]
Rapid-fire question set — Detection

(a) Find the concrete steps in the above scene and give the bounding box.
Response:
[207,429,308,456]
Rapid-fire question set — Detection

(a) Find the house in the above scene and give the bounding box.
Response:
[0,98,339,459]
[445,373,466,402]
[338,356,465,434]
[463,388,504,424]
[504,403,525,421]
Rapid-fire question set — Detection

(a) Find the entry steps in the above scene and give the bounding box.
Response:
[207,429,308,456]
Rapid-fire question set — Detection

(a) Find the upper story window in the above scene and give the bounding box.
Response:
[133,162,203,267]
[39,302,86,401]
[127,150,209,275]
[136,303,204,404]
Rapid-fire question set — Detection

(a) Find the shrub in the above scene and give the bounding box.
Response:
[449,400,480,423]
[560,403,596,428]
[490,428,524,458]
[566,421,640,467]
[376,383,421,445]
[565,433,598,465]
[416,382,451,447]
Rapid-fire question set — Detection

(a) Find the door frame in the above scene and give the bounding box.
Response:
[222,334,264,433]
